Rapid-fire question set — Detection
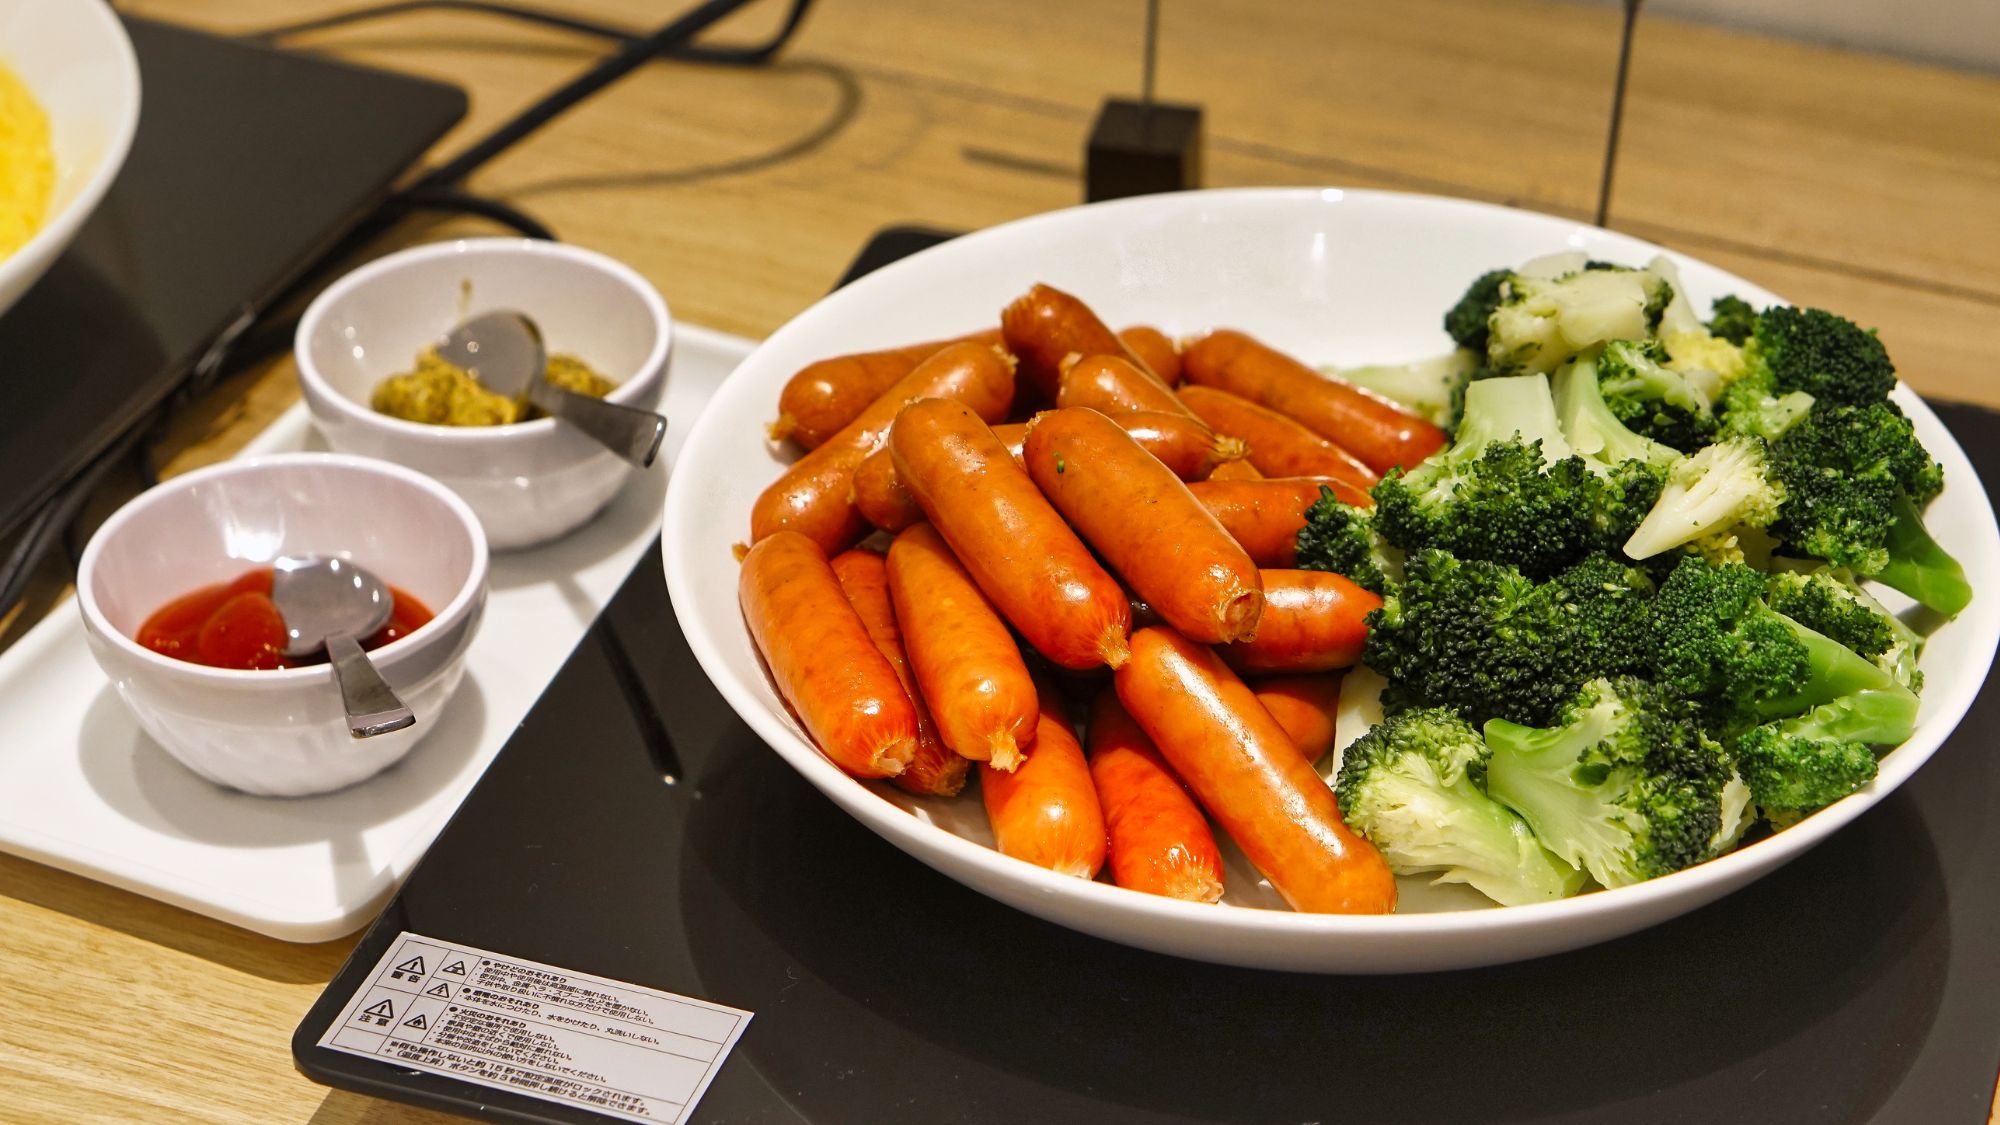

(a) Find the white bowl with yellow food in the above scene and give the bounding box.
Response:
[295,238,673,550]
[0,0,140,317]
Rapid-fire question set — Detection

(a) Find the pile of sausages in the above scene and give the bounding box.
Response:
[739,284,1448,915]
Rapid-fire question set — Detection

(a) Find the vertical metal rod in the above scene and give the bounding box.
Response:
[1596,0,1643,228]
[1141,0,1160,108]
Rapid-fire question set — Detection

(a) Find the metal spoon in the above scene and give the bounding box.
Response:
[270,555,416,739]
[438,310,666,468]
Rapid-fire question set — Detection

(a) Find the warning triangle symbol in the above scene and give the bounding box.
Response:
[363,999,395,1019]
[441,960,468,976]
[426,983,452,999]
[394,956,426,975]
[403,1013,428,1030]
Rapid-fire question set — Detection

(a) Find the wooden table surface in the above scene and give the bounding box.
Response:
[3,1,1997,1121]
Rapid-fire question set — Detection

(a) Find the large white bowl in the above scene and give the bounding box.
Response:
[662,188,2000,973]
[77,453,489,798]
[296,238,672,550]
[0,0,140,317]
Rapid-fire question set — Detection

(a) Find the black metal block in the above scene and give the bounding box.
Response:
[1084,97,1203,202]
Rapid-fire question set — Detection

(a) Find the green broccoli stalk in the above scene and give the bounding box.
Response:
[1335,708,1586,905]
[1331,349,1477,429]
[1708,295,1759,345]
[1622,435,1785,560]
[1551,354,1683,472]
[1765,567,1923,692]
[1647,556,1916,731]
[1483,677,1730,888]
[1769,403,1966,616]
[1294,487,1401,594]
[1487,266,1671,376]
[1732,689,1919,816]
[1594,339,1718,452]
[1749,306,1898,407]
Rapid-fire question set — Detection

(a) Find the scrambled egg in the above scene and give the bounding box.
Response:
[0,62,53,259]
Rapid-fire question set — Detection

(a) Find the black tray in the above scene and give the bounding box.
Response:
[297,228,2000,1124]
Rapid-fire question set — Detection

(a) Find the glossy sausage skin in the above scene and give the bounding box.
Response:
[1179,384,1377,493]
[771,328,1002,448]
[1252,673,1345,766]
[1087,689,1224,902]
[891,398,1131,670]
[1024,408,1264,645]
[1182,329,1447,475]
[738,533,918,778]
[1057,353,1186,416]
[750,342,1015,554]
[1222,569,1380,674]
[854,410,1241,533]
[1114,626,1396,914]
[1205,459,1264,481]
[1118,325,1181,387]
[1002,283,1157,401]
[886,523,1038,770]
[1189,478,1370,567]
[829,548,968,797]
[981,679,1108,878]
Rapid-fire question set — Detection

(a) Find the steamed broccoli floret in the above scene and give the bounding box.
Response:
[1373,374,1658,578]
[1334,349,1477,430]
[1485,266,1670,376]
[1647,556,1913,731]
[1294,487,1399,594]
[1765,568,1923,692]
[1717,375,1815,440]
[1709,295,1759,345]
[1445,269,1510,354]
[1595,339,1718,452]
[1334,708,1586,905]
[1769,402,1966,615]
[1552,354,1684,471]
[1484,677,1730,888]
[1622,435,1786,560]
[1548,553,1659,680]
[1750,306,1897,407]
[1733,689,1919,815]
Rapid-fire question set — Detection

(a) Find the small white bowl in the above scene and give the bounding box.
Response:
[296,238,673,550]
[77,453,489,797]
[0,0,141,317]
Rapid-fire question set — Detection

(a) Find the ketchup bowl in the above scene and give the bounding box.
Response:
[76,453,489,797]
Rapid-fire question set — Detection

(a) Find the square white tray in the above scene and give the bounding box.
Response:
[0,324,752,942]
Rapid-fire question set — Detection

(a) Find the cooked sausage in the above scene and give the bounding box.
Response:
[890,398,1131,670]
[886,523,1038,771]
[1189,478,1370,567]
[1114,626,1396,914]
[1221,570,1380,674]
[829,547,968,797]
[981,679,1107,878]
[1024,407,1263,644]
[1002,283,1157,401]
[1252,673,1345,766]
[1181,329,1447,474]
[1179,384,1377,493]
[1205,459,1264,481]
[738,532,918,778]
[1119,325,1181,386]
[1057,353,1186,416]
[751,341,1015,553]
[1087,689,1224,902]
[770,328,1002,448]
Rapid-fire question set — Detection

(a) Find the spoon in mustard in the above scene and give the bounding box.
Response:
[270,555,415,739]
[438,310,667,468]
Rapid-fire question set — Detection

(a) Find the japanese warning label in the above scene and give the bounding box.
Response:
[317,932,752,1123]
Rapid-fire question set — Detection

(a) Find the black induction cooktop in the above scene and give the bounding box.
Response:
[0,17,466,540]
[295,227,2000,1124]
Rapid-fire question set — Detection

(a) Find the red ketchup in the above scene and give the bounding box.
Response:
[136,567,434,670]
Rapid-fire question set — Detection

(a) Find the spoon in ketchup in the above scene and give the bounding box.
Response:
[271,556,416,739]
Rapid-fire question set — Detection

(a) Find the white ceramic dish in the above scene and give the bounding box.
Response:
[296,238,672,550]
[0,0,140,317]
[76,454,489,797]
[0,324,750,941]
[662,188,2000,973]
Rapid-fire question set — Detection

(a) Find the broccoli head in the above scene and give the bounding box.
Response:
[1483,677,1730,888]
[1294,487,1399,594]
[1708,295,1759,346]
[1596,338,1718,452]
[1622,435,1785,560]
[1334,707,1586,905]
[1750,306,1897,407]
[1552,353,1684,469]
[1731,688,1918,816]
[1487,266,1671,376]
[1765,568,1923,692]
[1444,268,1510,355]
